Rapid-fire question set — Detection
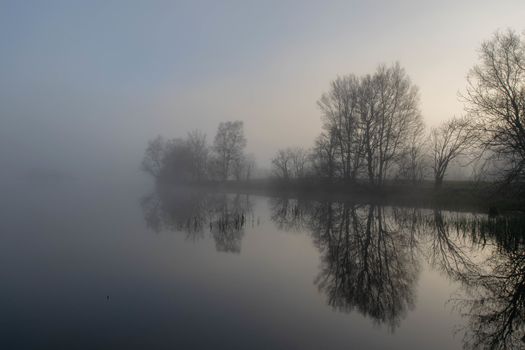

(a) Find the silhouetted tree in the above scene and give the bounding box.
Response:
[396,120,428,183]
[430,116,476,189]
[213,121,247,181]
[271,149,292,180]
[464,29,525,188]
[311,131,338,181]
[161,138,194,183]
[315,63,423,186]
[272,147,309,180]
[363,63,423,186]
[142,132,212,183]
[318,75,363,182]
[186,130,209,181]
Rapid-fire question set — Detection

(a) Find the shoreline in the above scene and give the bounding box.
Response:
[153,179,524,214]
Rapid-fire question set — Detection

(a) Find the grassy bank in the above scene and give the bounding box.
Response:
[157,178,524,213]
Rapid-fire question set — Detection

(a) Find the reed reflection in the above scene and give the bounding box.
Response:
[140,188,254,253]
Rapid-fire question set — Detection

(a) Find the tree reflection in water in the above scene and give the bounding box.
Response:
[422,211,525,349]
[270,198,525,347]
[141,192,525,347]
[140,188,254,253]
[448,215,525,350]
[270,199,418,331]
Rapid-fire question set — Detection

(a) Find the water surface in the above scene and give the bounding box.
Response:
[2,178,524,349]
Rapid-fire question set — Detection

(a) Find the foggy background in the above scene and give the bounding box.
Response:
[1,0,524,184]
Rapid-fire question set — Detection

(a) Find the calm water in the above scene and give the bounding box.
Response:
[1,176,524,349]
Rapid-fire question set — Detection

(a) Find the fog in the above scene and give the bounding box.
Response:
[3,3,525,349]
[1,0,524,182]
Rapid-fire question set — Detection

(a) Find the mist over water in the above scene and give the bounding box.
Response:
[2,2,525,349]
[2,174,523,349]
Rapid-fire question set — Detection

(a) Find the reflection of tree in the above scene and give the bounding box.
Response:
[429,211,525,349]
[140,188,253,253]
[453,249,525,350]
[454,241,525,349]
[269,198,419,330]
[270,196,525,345]
[309,202,418,331]
[268,197,312,232]
[140,188,209,240]
[208,193,252,253]
[427,210,481,285]
[140,191,163,234]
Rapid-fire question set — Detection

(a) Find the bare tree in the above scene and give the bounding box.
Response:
[232,153,256,181]
[272,147,310,180]
[232,154,249,181]
[430,117,476,189]
[186,130,209,181]
[142,131,210,183]
[244,154,256,180]
[272,148,292,180]
[311,131,338,181]
[141,135,166,178]
[316,63,423,186]
[464,29,525,187]
[289,147,309,179]
[161,138,194,183]
[213,121,247,181]
[396,121,428,184]
[318,75,363,182]
[365,63,423,186]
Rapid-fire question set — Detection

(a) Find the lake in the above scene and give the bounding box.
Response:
[1,176,524,349]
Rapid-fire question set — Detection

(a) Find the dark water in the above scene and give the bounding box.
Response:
[1,177,524,349]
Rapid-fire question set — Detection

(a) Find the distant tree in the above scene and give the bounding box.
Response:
[142,130,211,184]
[243,154,256,180]
[141,136,166,178]
[232,154,253,181]
[272,147,309,180]
[213,121,247,181]
[464,29,525,187]
[232,154,257,181]
[161,138,193,183]
[272,149,292,180]
[430,117,476,189]
[289,147,309,179]
[396,121,428,184]
[186,130,209,181]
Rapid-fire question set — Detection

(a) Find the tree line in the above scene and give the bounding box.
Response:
[272,29,525,191]
[143,29,525,192]
[142,120,255,183]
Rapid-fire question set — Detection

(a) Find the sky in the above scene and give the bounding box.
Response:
[1,0,524,178]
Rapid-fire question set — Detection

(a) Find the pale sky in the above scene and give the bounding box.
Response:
[1,0,524,175]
